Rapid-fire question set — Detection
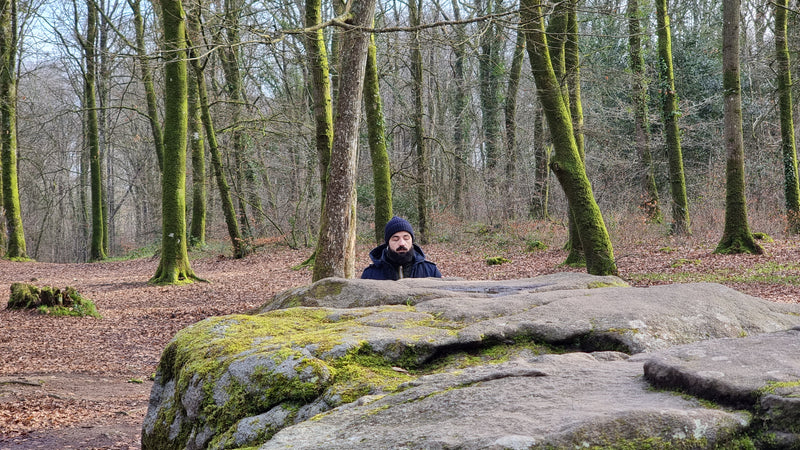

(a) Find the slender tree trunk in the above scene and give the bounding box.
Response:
[478,0,503,194]
[409,0,429,243]
[530,100,550,220]
[504,25,525,219]
[150,0,200,284]
[521,0,617,275]
[775,0,800,233]
[313,0,376,280]
[82,0,105,261]
[128,0,164,173]
[0,0,23,259]
[186,4,247,258]
[364,27,392,244]
[656,0,691,235]
[715,0,762,255]
[221,0,264,237]
[188,64,206,247]
[628,0,662,223]
[451,0,469,218]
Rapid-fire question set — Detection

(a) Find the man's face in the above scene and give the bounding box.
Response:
[388,231,413,254]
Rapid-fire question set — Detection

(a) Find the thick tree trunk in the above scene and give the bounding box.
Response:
[0,0,24,259]
[312,0,376,280]
[627,0,661,223]
[409,0,429,243]
[82,0,105,261]
[521,0,617,276]
[656,0,691,235]
[186,7,247,259]
[364,28,392,244]
[150,0,199,284]
[775,0,800,234]
[715,0,761,255]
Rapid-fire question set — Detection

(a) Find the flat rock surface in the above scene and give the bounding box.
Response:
[262,353,749,450]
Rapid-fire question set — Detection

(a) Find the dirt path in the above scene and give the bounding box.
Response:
[1,241,798,449]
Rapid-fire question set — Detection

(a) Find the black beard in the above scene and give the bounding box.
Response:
[387,247,415,266]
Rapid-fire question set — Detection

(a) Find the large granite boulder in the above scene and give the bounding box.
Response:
[142,274,800,449]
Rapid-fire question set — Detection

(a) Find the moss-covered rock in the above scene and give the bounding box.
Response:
[142,275,800,449]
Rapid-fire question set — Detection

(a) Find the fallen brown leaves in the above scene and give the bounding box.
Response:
[0,239,798,448]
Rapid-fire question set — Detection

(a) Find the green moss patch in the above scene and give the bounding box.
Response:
[7,283,100,318]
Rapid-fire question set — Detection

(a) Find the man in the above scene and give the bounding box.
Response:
[361,217,442,280]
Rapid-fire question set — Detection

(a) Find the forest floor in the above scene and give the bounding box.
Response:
[1,235,799,449]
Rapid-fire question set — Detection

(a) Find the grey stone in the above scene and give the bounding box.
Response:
[640,328,800,443]
[260,353,750,449]
[141,274,800,450]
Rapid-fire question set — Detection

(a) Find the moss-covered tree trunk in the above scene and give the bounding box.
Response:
[0,0,24,259]
[81,0,105,261]
[504,25,525,219]
[364,27,392,244]
[409,0,429,244]
[188,63,206,247]
[312,0,376,280]
[628,0,661,223]
[656,0,691,235]
[186,5,247,259]
[775,0,800,234]
[715,0,762,255]
[128,0,164,173]
[530,101,550,220]
[304,0,333,223]
[150,0,199,284]
[521,0,617,276]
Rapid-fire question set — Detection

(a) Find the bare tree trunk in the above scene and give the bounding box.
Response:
[450,0,469,218]
[504,25,525,219]
[409,0,429,243]
[313,0,376,280]
[715,0,761,254]
[477,0,503,197]
[186,2,247,258]
[521,0,617,275]
[128,0,164,173]
[656,0,691,235]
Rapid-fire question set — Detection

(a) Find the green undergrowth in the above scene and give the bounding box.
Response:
[628,260,800,286]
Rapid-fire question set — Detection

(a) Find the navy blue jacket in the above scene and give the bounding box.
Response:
[361,243,442,280]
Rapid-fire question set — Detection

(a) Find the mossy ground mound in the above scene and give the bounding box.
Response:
[7,283,100,318]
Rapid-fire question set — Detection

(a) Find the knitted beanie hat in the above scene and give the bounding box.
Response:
[384,216,414,243]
